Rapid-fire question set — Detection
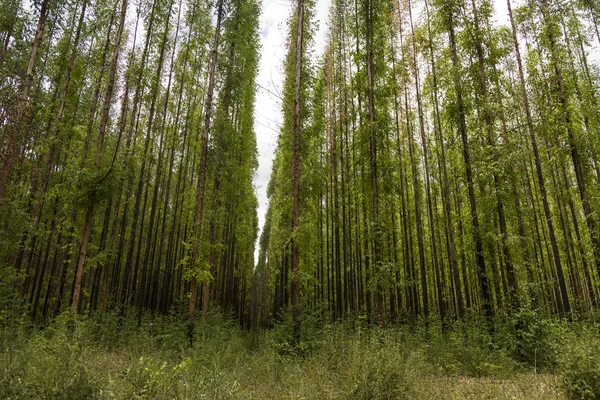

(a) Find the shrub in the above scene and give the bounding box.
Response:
[269,308,325,357]
[0,318,102,399]
[559,326,600,400]
[424,321,516,378]
[122,356,191,399]
[510,308,560,371]
[347,334,418,400]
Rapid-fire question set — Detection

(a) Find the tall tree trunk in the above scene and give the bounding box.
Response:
[541,0,600,287]
[119,0,160,310]
[71,0,128,314]
[446,4,492,320]
[189,0,224,325]
[469,0,517,310]
[0,0,50,201]
[408,0,444,322]
[291,0,304,333]
[365,0,384,326]
[424,0,463,318]
[135,0,175,318]
[18,0,88,305]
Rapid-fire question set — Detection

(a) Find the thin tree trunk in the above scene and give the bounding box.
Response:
[469,0,517,310]
[71,0,128,314]
[365,0,384,326]
[447,4,492,320]
[0,0,50,201]
[189,0,224,326]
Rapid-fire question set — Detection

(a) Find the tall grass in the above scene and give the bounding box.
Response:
[0,309,596,399]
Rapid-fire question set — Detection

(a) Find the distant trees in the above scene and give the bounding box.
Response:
[0,0,260,325]
[259,0,600,326]
[1,0,599,330]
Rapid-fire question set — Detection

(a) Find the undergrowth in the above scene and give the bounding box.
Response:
[0,308,597,399]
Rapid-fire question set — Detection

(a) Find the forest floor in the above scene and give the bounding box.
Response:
[1,311,595,399]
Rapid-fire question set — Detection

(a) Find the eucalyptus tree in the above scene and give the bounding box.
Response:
[260,0,315,326]
[70,0,128,314]
[200,0,260,321]
[4,0,600,331]
[0,0,52,201]
[188,0,225,326]
[437,0,493,320]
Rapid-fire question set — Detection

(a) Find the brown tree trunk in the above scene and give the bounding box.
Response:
[71,0,128,314]
[190,0,224,324]
[469,0,517,310]
[400,6,429,320]
[365,0,384,326]
[119,0,160,310]
[17,0,87,306]
[447,5,492,320]
[290,0,304,334]
[0,0,50,201]
[424,0,463,319]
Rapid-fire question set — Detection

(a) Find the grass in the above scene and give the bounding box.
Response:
[0,310,595,399]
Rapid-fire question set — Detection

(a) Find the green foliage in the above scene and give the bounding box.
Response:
[423,320,518,378]
[558,325,600,400]
[0,313,576,399]
[73,166,121,209]
[269,308,325,357]
[1,1,600,399]
[347,334,418,400]
[510,308,561,371]
[124,356,192,399]
[0,264,17,316]
[180,238,213,285]
[0,314,102,399]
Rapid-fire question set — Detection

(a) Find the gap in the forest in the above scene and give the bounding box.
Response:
[252,0,330,266]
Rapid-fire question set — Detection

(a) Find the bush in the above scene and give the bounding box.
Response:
[348,341,417,400]
[122,356,191,399]
[0,311,570,399]
[424,320,517,378]
[0,316,102,399]
[510,308,560,371]
[269,308,325,357]
[559,326,600,399]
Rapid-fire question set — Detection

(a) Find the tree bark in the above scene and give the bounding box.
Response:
[189,0,224,325]
[71,0,128,314]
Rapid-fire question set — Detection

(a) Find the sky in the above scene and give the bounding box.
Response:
[253,0,330,263]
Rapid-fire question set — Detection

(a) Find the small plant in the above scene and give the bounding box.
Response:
[126,356,192,399]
